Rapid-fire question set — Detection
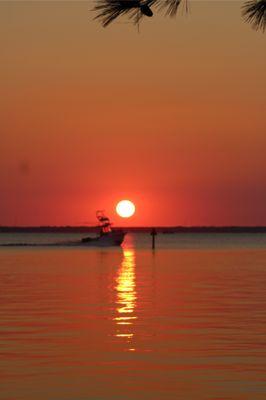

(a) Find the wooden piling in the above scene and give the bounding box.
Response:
[151,228,157,249]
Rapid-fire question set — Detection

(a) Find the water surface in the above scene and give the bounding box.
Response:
[0,233,266,399]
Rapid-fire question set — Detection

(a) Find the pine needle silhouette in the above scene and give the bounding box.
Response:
[93,0,154,27]
[242,0,266,32]
[93,0,266,32]
[157,0,182,17]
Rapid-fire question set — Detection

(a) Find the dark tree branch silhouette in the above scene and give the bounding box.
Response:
[93,0,266,32]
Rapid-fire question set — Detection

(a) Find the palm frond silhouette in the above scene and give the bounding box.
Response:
[93,0,266,32]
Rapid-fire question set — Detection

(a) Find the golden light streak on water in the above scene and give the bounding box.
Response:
[114,248,137,344]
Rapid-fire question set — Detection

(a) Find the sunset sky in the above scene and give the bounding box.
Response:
[1,1,265,226]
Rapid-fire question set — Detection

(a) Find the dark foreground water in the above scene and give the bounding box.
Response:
[0,233,266,400]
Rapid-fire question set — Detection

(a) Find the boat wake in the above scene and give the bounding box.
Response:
[0,241,80,247]
[0,212,125,248]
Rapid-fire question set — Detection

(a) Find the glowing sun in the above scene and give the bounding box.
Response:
[116,200,135,218]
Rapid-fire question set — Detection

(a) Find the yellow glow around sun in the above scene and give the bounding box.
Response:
[116,200,135,218]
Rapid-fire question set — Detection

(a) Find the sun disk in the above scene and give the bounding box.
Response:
[116,200,135,218]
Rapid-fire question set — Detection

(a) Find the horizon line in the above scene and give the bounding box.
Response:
[1,225,266,230]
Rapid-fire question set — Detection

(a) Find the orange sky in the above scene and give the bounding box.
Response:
[0,1,266,226]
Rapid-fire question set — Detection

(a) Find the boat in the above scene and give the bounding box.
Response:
[80,211,126,247]
[0,211,126,248]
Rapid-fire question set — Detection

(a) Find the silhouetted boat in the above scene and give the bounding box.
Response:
[0,211,126,248]
[80,211,125,247]
[80,230,125,246]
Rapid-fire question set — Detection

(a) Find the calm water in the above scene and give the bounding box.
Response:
[1,233,266,400]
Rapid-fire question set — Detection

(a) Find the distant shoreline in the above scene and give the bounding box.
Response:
[1,226,266,234]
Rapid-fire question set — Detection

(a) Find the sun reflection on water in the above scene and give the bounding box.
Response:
[114,248,137,347]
